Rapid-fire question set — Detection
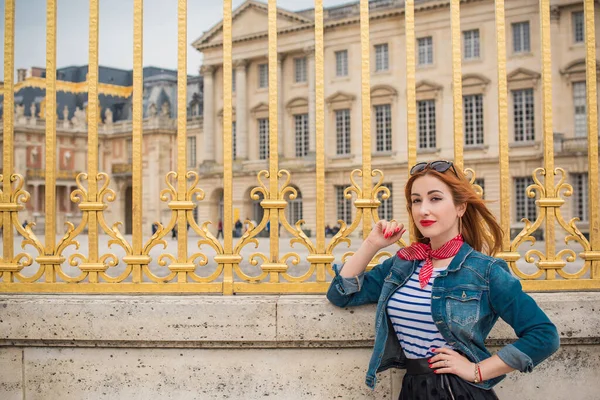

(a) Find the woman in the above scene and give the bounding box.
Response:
[326,160,559,399]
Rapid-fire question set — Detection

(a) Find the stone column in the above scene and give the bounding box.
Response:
[235,59,248,160]
[306,46,316,156]
[278,54,286,157]
[201,65,215,163]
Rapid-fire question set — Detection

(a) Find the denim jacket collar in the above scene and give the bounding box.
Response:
[434,242,474,277]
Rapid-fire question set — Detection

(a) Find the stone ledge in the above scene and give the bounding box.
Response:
[0,292,598,347]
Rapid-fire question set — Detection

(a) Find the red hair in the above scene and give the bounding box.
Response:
[404,167,503,255]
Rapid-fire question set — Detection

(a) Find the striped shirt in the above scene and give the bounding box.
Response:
[386,262,450,359]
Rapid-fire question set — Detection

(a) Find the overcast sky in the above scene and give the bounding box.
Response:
[0,0,352,78]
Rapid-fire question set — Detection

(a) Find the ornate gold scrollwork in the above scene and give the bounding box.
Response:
[510,168,592,280]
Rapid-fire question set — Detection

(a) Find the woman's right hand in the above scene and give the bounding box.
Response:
[366,219,405,250]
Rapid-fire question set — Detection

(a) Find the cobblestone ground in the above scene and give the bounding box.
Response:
[4,229,588,283]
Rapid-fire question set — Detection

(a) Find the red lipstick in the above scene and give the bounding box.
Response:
[420,220,436,227]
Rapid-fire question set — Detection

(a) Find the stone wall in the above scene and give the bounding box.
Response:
[0,293,598,399]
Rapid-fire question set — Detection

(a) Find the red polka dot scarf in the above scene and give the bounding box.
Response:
[396,234,464,288]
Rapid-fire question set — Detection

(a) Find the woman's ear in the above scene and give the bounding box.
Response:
[457,203,467,217]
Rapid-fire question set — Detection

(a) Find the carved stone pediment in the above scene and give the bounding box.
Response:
[560,59,600,82]
[286,97,308,112]
[325,92,356,105]
[462,74,490,89]
[415,80,443,99]
[192,1,312,50]
[250,102,269,117]
[507,68,540,85]
[462,74,490,95]
[371,84,398,99]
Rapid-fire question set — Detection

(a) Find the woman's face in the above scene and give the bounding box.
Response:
[410,175,466,248]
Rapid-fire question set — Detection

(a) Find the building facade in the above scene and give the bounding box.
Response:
[1,0,598,239]
[0,65,202,234]
[193,0,599,238]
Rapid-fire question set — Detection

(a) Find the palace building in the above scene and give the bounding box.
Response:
[1,0,597,238]
[0,65,202,234]
[193,0,598,239]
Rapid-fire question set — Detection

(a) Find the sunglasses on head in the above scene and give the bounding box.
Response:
[410,160,458,177]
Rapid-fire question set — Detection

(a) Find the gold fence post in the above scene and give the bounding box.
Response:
[1,0,17,282]
[450,0,464,169]
[130,0,144,283]
[84,0,101,283]
[43,0,58,282]
[267,0,282,282]
[405,0,416,242]
[314,0,327,282]
[359,0,373,240]
[539,0,557,280]
[223,0,234,294]
[583,0,600,278]
[175,0,189,283]
[493,0,516,265]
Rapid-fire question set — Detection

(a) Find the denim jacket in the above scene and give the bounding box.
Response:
[326,242,560,390]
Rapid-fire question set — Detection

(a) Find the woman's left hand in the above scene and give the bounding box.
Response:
[428,348,476,382]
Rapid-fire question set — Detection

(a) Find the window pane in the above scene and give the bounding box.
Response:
[336,109,351,155]
[515,177,537,221]
[187,136,196,167]
[336,185,352,224]
[259,64,268,88]
[572,173,589,221]
[463,29,480,59]
[375,43,389,71]
[513,22,530,53]
[464,94,484,145]
[295,114,309,157]
[573,81,587,137]
[335,50,348,77]
[573,11,584,43]
[375,104,392,152]
[418,100,436,148]
[232,121,237,160]
[418,37,433,65]
[513,88,534,141]
[295,57,307,83]
[259,118,269,160]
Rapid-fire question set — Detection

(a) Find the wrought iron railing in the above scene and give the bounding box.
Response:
[0,0,598,293]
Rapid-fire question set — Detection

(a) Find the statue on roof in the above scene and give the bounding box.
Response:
[71,106,86,128]
[105,107,113,125]
[161,101,170,118]
[30,102,37,119]
[62,105,70,128]
[148,102,157,118]
[15,104,25,124]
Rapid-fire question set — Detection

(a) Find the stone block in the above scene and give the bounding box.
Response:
[0,348,22,400]
[23,347,392,400]
[0,295,277,343]
[276,295,376,342]
[493,344,600,400]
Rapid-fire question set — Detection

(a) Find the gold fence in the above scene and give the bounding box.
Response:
[0,0,599,294]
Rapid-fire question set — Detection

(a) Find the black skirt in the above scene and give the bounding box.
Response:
[399,358,499,400]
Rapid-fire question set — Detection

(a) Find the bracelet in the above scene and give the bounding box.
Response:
[473,363,481,383]
[478,364,483,382]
